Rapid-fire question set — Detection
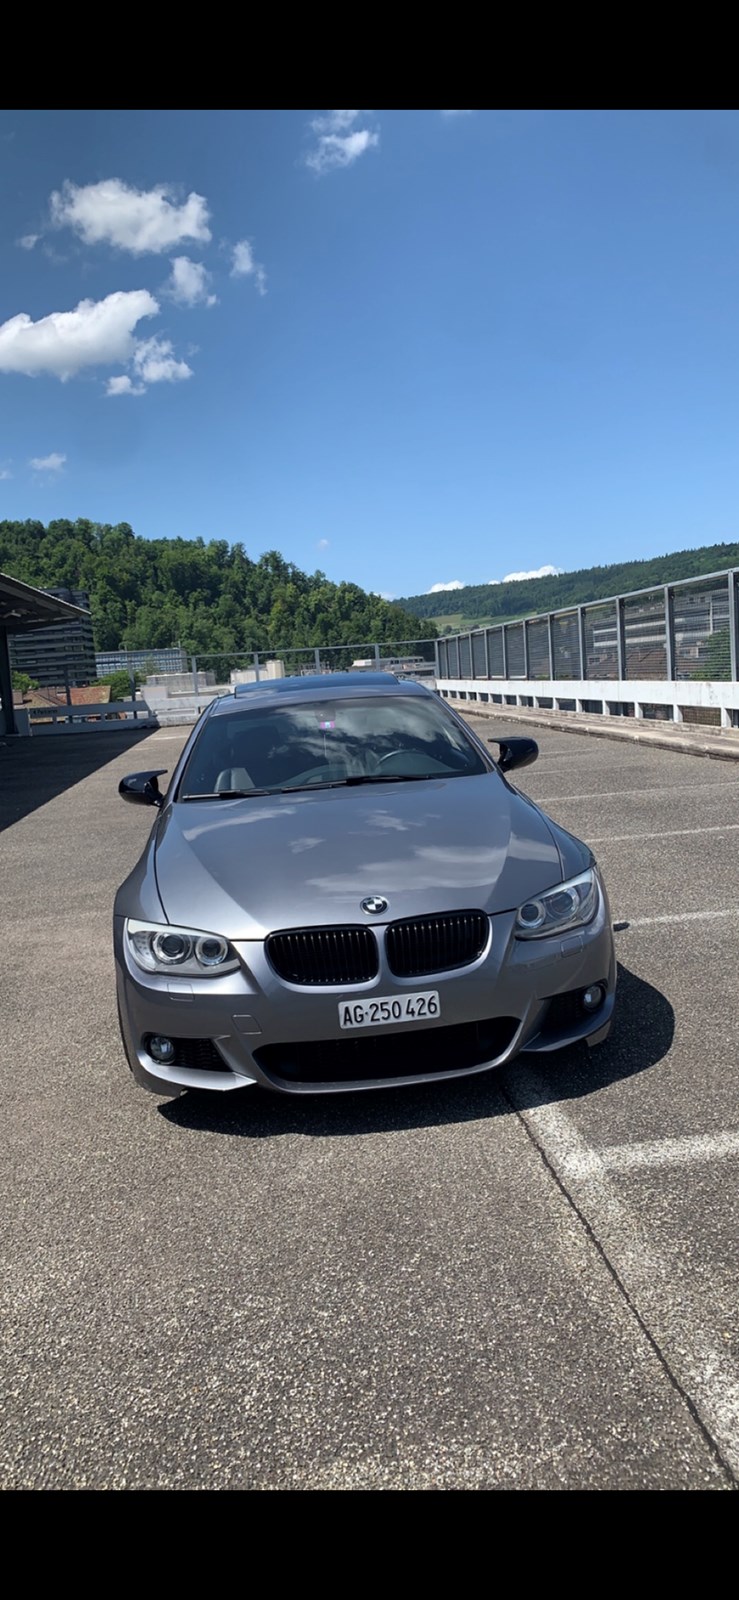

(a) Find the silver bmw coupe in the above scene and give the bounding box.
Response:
[114,672,615,1098]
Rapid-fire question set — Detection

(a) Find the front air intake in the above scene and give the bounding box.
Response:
[267,926,379,986]
[386,911,489,977]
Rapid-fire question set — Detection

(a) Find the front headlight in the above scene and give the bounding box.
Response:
[125,919,240,976]
[515,868,598,939]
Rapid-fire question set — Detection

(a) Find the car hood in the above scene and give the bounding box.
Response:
[152,774,567,940]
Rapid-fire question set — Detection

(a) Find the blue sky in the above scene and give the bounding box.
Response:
[2,108,739,601]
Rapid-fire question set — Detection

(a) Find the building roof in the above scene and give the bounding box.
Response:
[14,685,112,709]
[0,571,91,633]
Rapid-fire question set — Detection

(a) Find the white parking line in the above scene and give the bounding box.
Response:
[557,1130,739,1178]
[506,1067,739,1478]
[588,825,739,844]
[625,909,739,927]
[532,782,739,804]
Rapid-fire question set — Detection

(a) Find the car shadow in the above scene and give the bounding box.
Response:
[159,961,674,1141]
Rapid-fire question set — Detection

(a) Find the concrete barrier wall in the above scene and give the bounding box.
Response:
[27,700,157,735]
[438,676,739,729]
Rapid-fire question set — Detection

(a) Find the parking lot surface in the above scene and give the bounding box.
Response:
[1,720,739,1489]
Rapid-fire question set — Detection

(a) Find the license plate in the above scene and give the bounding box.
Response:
[339,991,440,1030]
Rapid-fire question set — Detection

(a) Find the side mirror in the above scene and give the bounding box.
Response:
[488,736,539,773]
[118,770,167,808]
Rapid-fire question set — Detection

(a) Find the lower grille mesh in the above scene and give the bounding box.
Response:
[255,1016,519,1085]
[167,1039,225,1072]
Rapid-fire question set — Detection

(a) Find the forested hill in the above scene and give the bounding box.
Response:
[0,519,431,654]
[400,542,739,628]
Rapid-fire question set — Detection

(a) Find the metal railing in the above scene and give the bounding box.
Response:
[436,570,739,686]
[189,639,437,684]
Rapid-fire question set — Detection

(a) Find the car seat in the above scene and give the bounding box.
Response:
[214,766,256,792]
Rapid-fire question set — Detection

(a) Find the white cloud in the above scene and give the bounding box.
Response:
[165,255,217,307]
[305,110,379,175]
[428,580,465,593]
[0,465,12,480]
[132,336,192,384]
[490,565,564,584]
[29,452,66,472]
[17,233,39,250]
[379,591,395,601]
[49,179,211,255]
[230,239,267,294]
[0,289,158,380]
[106,374,145,397]
[317,537,330,551]
[317,110,363,132]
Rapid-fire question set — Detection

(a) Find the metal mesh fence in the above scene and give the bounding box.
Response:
[639,703,673,720]
[440,581,738,686]
[623,592,666,680]
[526,618,550,679]
[487,628,504,676]
[673,578,731,681]
[506,623,526,678]
[472,631,487,676]
[583,603,618,680]
[552,612,581,678]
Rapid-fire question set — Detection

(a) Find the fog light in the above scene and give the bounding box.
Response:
[147,1034,176,1063]
[581,985,605,1013]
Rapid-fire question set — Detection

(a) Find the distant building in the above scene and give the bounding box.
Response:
[95,646,189,677]
[9,587,95,687]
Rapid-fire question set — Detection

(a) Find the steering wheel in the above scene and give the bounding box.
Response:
[373,750,407,769]
[283,762,349,787]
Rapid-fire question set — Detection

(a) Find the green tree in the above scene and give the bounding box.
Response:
[398,544,739,629]
[11,671,39,697]
[94,670,139,702]
[0,519,433,660]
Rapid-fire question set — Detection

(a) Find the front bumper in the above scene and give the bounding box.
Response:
[113,887,616,1097]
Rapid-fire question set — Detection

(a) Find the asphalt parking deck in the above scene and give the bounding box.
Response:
[1,722,739,1488]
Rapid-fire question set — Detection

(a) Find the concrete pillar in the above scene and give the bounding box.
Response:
[0,629,17,736]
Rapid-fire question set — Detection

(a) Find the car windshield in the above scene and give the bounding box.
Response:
[178,694,489,799]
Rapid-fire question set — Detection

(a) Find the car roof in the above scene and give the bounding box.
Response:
[210,671,431,716]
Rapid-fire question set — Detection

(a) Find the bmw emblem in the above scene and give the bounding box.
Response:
[361,895,388,915]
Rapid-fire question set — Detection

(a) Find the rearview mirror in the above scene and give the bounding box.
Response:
[118,770,167,808]
[488,736,539,773]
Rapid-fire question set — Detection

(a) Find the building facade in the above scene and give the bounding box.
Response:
[94,646,189,677]
[9,587,96,687]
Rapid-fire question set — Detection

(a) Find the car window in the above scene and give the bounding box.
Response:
[178,695,489,797]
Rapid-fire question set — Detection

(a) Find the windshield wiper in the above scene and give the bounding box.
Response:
[277,774,440,793]
[342,773,437,786]
[181,788,273,801]
[182,773,442,801]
